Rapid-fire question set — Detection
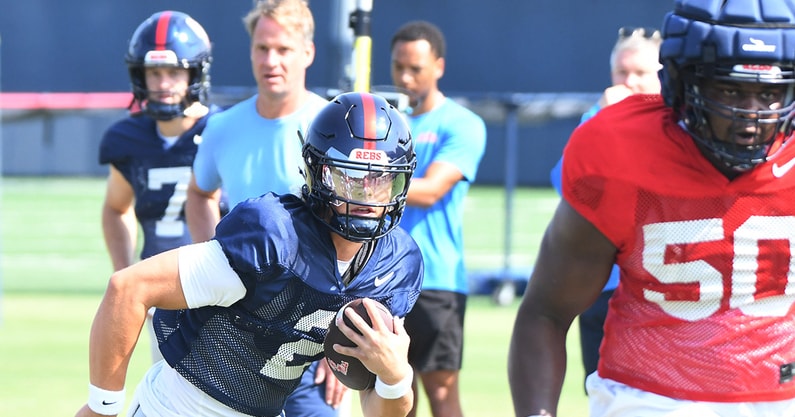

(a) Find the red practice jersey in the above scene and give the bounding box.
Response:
[563,94,795,402]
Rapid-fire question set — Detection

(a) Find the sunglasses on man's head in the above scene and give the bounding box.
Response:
[618,26,661,40]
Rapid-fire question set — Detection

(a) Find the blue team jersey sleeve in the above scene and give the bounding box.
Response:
[212,193,327,290]
[99,115,158,166]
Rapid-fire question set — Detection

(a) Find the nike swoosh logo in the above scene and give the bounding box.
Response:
[101,401,117,405]
[374,271,395,287]
[773,157,795,178]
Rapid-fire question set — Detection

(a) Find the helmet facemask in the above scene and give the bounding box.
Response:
[681,63,795,173]
[304,147,413,242]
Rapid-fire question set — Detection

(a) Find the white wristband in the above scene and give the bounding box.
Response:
[374,369,413,399]
[87,383,126,416]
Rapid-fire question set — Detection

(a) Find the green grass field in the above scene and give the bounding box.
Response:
[0,177,588,416]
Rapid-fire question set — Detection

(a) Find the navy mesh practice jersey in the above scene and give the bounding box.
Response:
[98,107,220,259]
[153,193,424,416]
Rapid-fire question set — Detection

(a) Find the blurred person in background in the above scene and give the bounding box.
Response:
[578,26,663,122]
[99,10,219,364]
[390,20,487,417]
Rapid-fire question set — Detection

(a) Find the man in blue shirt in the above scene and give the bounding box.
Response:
[185,1,334,415]
[390,20,487,417]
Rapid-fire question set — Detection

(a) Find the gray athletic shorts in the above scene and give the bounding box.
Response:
[405,289,467,372]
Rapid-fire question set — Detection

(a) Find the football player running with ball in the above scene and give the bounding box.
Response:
[509,0,795,416]
[75,92,423,417]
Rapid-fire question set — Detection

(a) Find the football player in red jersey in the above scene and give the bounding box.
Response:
[509,0,795,416]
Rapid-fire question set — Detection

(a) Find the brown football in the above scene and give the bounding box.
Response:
[323,298,394,390]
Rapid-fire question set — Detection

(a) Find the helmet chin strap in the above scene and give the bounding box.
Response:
[329,212,384,242]
[143,96,193,121]
[144,103,182,120]
[686,116,766,176]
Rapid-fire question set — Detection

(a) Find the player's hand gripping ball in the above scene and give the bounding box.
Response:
[324,298,394,390]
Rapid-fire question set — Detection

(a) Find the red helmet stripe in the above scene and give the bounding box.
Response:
[155,11,172,50]
[360,93,376,149]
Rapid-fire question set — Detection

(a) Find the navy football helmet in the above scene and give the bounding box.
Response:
[301,92,416,242]
[126,11,212,121]
[659,0,795,173]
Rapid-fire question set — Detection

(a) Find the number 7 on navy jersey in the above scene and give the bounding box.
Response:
[148,166,192,237]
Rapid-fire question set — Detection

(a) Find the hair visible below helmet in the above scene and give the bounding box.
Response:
[301,92,416,242]
[126,11,212,121]
[659,0,795,173]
